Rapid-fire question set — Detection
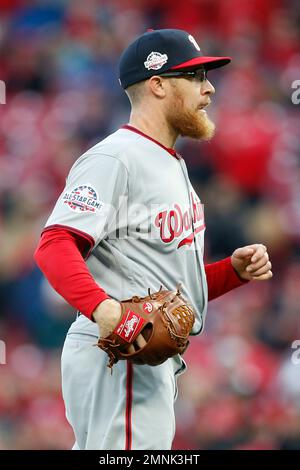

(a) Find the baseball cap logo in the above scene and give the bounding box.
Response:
[188,34,201,51]
[144,51,168,70]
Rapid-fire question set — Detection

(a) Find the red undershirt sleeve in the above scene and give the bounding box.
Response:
[205,256,249,301]
[34,227,111,321]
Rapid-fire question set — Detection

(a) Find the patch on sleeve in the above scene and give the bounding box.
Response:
[63,184,104,213]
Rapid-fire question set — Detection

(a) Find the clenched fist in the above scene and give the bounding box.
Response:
[231,244,273,282]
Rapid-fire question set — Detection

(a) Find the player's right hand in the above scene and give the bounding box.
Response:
[92,299,146,353]
[93,299,122,338]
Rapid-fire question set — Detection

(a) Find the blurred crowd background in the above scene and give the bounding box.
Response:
[0,0,300,450]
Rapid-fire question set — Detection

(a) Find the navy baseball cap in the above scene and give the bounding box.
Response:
[119,28,231,89]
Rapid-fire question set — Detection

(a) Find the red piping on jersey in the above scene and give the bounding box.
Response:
[125,361,133,450]
[42,224,95,259]
[122,125,181,160]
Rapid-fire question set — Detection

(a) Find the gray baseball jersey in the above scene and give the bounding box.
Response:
[45,125,208,450]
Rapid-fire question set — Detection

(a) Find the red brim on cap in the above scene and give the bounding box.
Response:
[171,56,231,71]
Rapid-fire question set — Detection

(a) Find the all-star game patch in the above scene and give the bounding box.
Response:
[63,185,103,213]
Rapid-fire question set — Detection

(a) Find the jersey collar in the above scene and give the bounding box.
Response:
[121,125,181,160]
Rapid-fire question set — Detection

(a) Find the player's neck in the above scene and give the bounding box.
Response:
[128,111,178,149]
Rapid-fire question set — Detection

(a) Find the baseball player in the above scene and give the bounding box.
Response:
[34,29,272,450]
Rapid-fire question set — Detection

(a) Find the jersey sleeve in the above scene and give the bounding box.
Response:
[205,256,248,301]
[44,152,128,246]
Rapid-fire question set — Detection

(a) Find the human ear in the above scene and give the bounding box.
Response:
[148,76,166,99]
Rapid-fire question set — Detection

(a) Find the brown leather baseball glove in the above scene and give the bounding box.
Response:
[96,285,195,369]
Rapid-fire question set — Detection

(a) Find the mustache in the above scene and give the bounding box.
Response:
[198,100,211,110]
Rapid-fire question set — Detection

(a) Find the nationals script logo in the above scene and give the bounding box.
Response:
[155,192,205,248]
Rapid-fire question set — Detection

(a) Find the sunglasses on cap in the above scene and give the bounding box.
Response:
[158,68,208,82]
